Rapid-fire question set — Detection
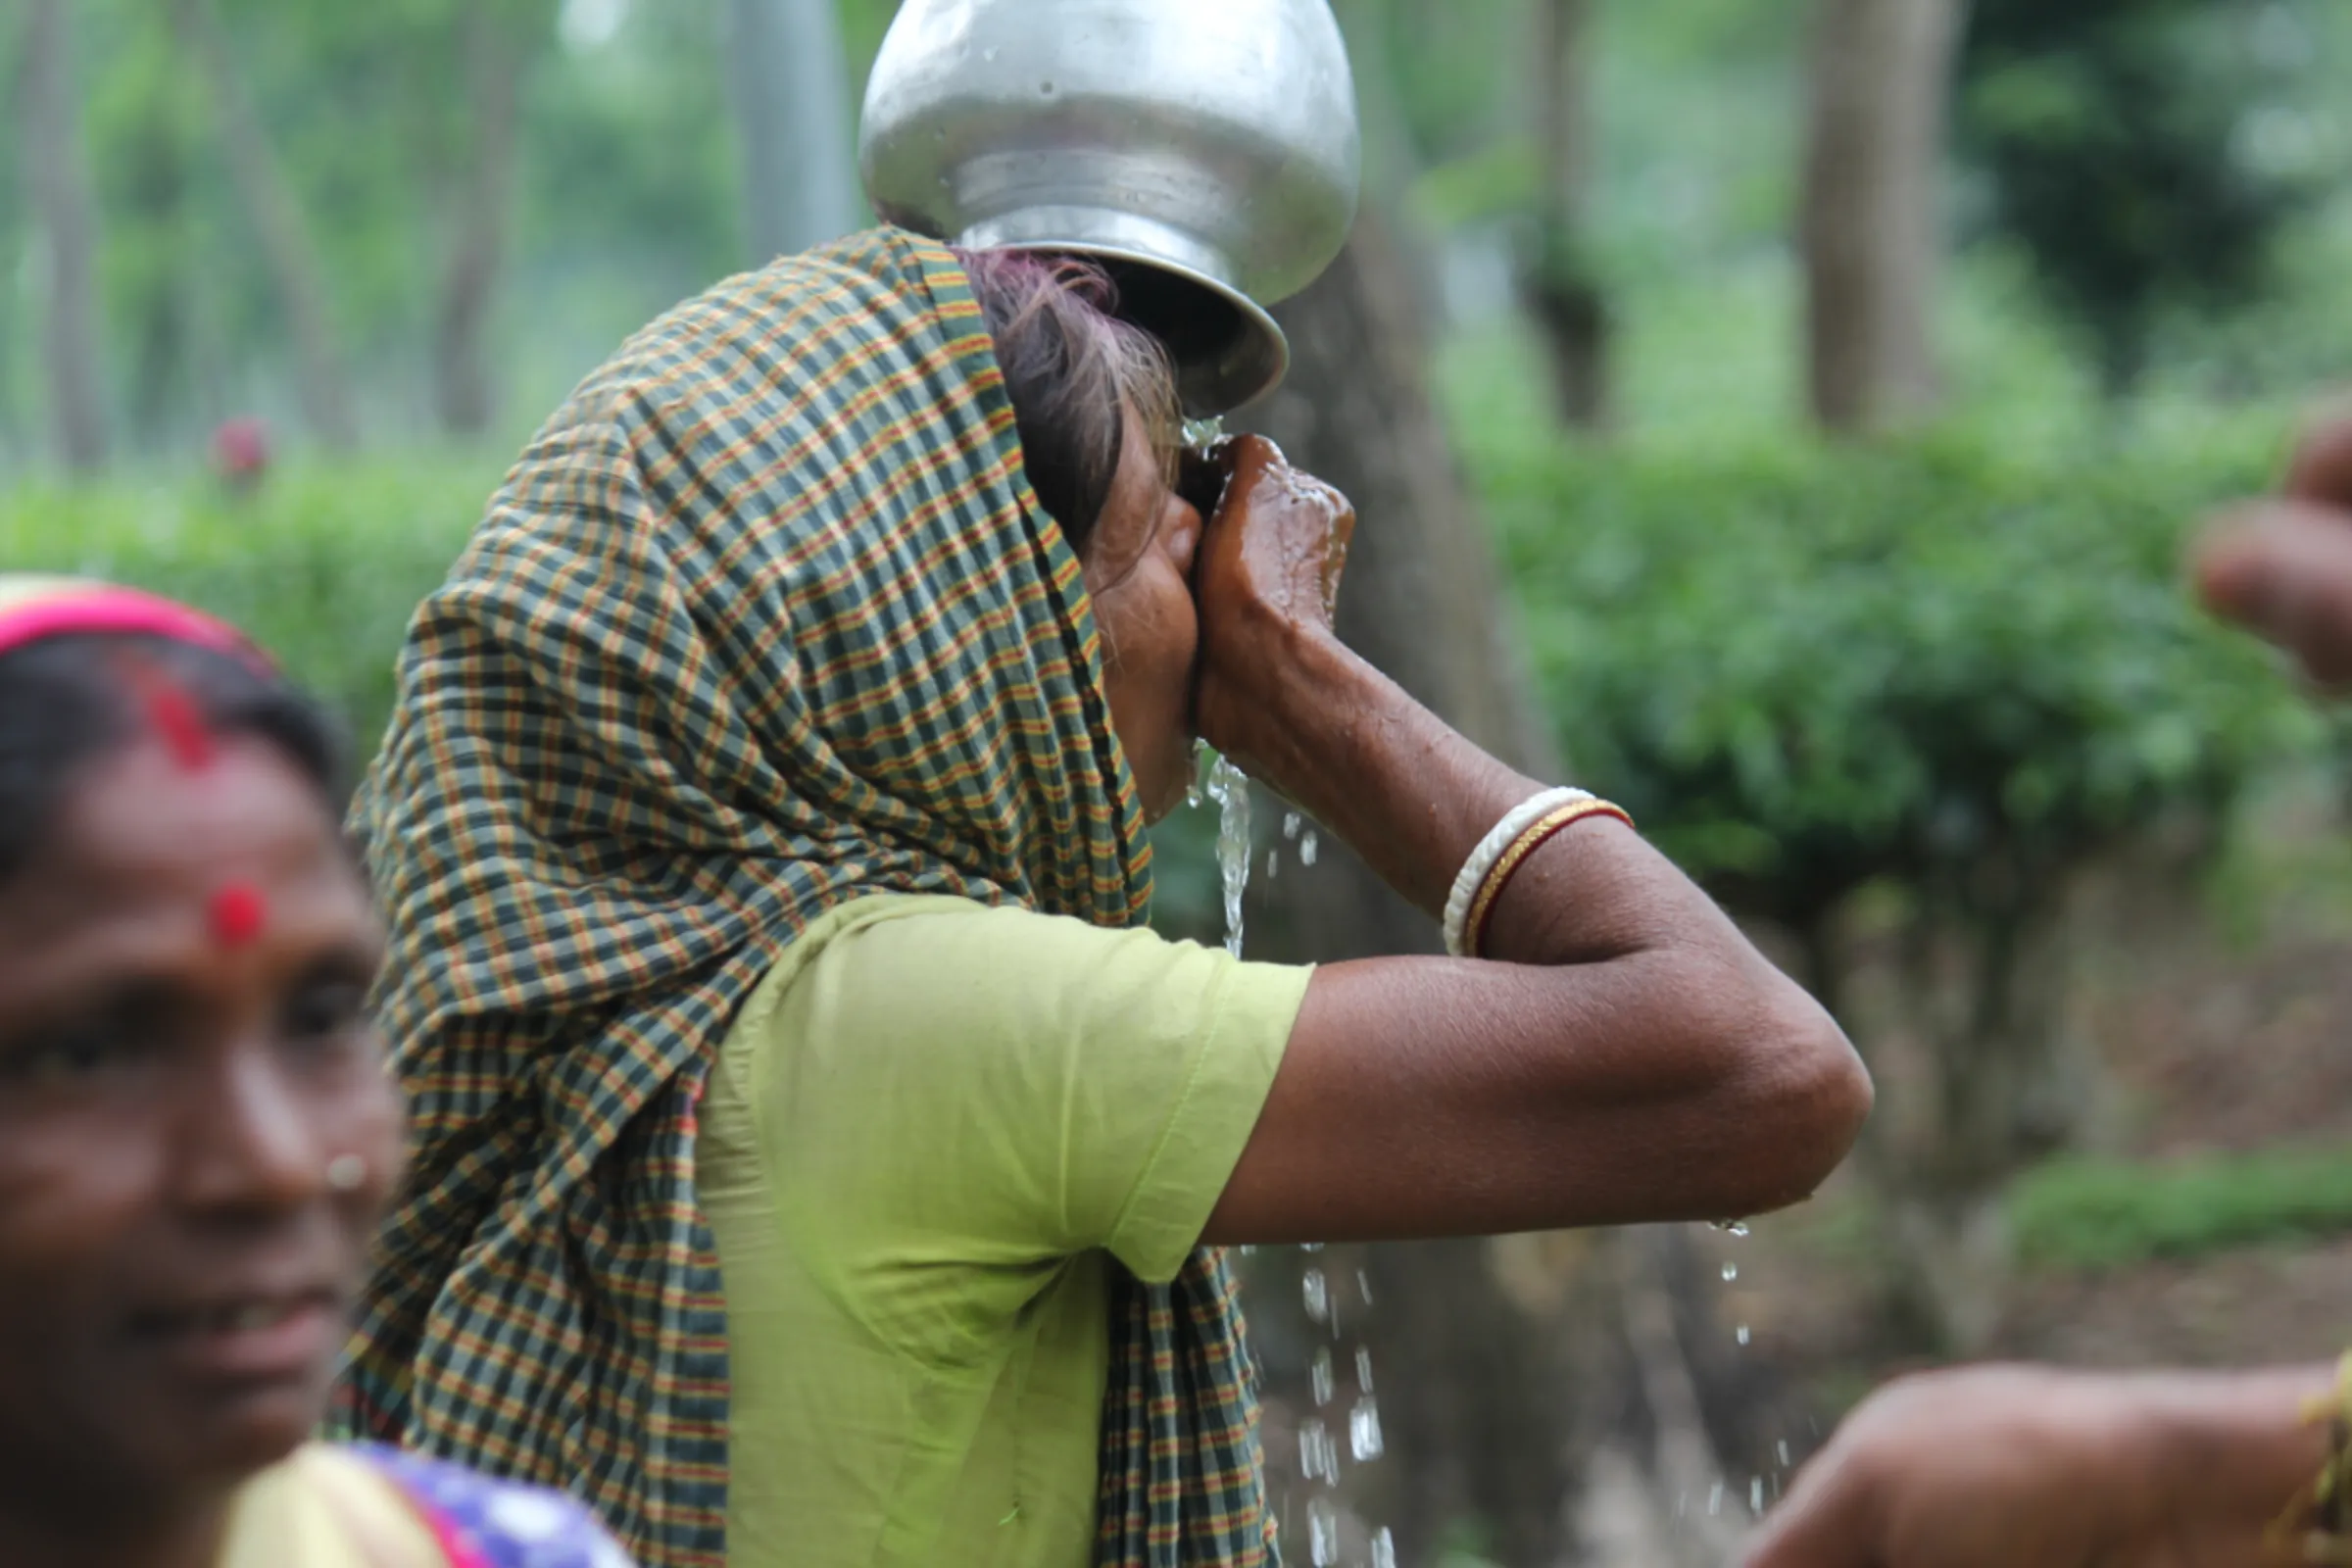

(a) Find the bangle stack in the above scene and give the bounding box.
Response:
[1442,786,1636,958]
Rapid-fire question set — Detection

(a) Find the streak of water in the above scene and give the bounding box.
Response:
[1299,831,1319,867]
[1299,1418,1339,1485]
[1301,1266,1329,1324]
[1370,1527,1396,1568]
[1307,1497,1339,1567]
[1750,1477,1764,1515]
[1204,754,1252,958]
[1348,1398,1384,1460]
[1736,1324,1750,1347]
[1354,1346,1374,1395]
[1311,1347,1335,1407]
[1284,810,1302,840]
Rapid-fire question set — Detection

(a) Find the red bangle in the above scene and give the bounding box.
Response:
[1463,799,1636,958]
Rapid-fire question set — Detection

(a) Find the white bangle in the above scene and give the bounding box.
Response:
[1442,787,1595,957]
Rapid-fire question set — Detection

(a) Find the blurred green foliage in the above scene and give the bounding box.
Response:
[1468,408,2332,926]
[1959,0,2323,398]
[2012,1143,2352,1270]
[0,460,498,749]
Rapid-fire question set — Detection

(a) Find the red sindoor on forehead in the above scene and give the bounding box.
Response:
[208,884,269,949]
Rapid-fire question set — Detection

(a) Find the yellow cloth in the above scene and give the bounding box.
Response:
[220,1445,444,1566]
[698,894,1308,1568]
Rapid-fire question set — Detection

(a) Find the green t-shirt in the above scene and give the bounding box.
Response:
[698,893,1310,1568]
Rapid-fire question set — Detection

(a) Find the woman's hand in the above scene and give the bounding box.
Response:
[2194,413,2352,692]
[1189,435,1356,777]
[1741,1365,2333,1568]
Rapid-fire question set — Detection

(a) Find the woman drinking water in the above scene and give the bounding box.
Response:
[335,228,1873,1568]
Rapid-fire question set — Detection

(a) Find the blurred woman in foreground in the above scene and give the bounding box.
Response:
[1740,416,2352,1568]
[0,577,630,1566]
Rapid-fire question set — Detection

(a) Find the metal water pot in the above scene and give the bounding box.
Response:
[858,0,1361,415]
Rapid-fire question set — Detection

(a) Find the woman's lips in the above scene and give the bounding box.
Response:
[133,1294,342,1383]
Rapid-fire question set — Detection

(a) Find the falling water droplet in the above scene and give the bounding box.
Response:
[1737,1324,1751,1347]
[1776,1440,1791,1468]
[1370,1527,1397,1568]
[1187,740,1208,809]
[1266,849,1280,881]
[1301,1241,1324,1253]
[1707,1481,1724,1517]
[1308,1498,1340,1567]
[1355,1346,1375,1395]
[1750,1477,1764,1516]
[1721,1262,1739,1283]
[1301,1267,1329,1324]
[1299,831,1319,867]
[1299,1419,1340,1485]
[1284,811,1303,841]
[1311,1347,1335,1407]
[1355,1268,1373,1306]
[1349,1397,1385,1460]
[1711,1218,1751,1238]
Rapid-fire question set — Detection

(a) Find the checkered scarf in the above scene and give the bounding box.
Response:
[331,228,1273,1567]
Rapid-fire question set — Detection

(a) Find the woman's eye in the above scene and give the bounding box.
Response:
[282,978,368,1049]
[0,1021,152,1086]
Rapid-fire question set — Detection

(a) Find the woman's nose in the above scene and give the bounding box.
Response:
[176,1046,325,1217]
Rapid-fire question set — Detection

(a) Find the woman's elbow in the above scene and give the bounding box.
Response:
[1678,964,1872,1212]
[1734,981,1873,1203]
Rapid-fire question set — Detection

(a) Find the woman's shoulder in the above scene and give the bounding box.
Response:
[340,1445,637,1568]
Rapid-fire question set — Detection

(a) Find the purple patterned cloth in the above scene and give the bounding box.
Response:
[357,1446,637,1568]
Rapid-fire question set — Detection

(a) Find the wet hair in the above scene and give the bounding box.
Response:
[0,634,346,886]
[954,248,1183,554]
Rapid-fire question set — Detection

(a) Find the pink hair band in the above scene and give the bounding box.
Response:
[0,588,272,672]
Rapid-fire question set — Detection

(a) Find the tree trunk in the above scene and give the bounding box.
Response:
[172,0,359,450]
[19,0,110,472]
[434,1,533,437]
[1799,0,1966,435]
[1243,211,1579,1568]
[727,0,861,265]
[1527,0,1613,430]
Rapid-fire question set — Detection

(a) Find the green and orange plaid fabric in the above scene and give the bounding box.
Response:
[330,228,1274,1567]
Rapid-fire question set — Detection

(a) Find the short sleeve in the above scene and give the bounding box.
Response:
[731,896,1308,1296]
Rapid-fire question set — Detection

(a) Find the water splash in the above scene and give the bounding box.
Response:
[1204,754,1252,957]
[1721,1262,1738,1283]
[1183,416,1229,449]
[1299,831,1319,867]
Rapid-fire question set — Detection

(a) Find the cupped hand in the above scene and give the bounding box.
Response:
[1190,434,1357,770]
[2193,413,2352,692]
[1741,1366,2304,1568]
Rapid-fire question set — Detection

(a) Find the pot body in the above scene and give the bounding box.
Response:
[859,0,1360,413]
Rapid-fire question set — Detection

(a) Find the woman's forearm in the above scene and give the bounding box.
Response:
[1226,622,1772,972]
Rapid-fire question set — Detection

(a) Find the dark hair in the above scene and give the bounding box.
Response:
[953,248,1183,553]
[0,634,347,885]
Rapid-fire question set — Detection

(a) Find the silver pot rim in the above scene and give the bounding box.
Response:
[954,214,1290,417]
